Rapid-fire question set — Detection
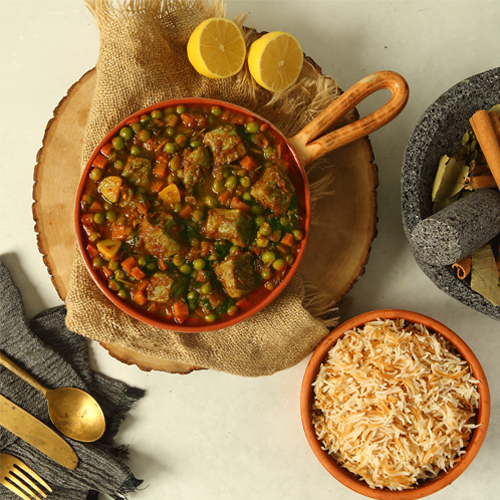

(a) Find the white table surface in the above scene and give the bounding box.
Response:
[1,1,499,499]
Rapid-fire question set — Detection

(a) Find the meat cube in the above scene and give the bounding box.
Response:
[180,146,212,191]
[146,270,188,303]
[122,156,152,187]
[215,252,260,299]
[203,125,247,166]
[250,166,295,216]
[205,208,254,247]
[138,212,184,258]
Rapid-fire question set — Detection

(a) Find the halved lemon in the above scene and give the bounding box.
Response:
[187,17,246,79]
[248,31,304,92]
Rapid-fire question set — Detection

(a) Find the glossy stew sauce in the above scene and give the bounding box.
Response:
[79,104,305,326]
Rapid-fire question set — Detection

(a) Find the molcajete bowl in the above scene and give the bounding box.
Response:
[401,67,500,320]
[75,72,408,332]
[300,309,490,499]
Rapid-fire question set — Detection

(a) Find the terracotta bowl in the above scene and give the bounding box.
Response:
[300,309,490,499]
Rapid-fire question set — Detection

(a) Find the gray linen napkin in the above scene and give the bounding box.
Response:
[0,258,145,500]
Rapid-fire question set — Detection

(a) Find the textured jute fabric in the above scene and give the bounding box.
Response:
[66,0,342,376]
[0,259,144,500]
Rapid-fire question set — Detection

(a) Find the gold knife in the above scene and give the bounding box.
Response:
[0,394,78,470]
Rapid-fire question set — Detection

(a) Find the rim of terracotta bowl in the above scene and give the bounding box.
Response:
[300,309,490,499]
[75,98,310,332]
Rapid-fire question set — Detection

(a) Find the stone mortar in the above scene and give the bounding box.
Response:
[401,67,500,320]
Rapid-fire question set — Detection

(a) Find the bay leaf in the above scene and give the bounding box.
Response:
[471,244,500,306]
[432,155,469,202]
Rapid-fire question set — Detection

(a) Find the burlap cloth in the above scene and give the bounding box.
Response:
[66,0,346,376]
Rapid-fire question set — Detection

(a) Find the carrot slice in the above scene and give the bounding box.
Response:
[101,142,113,157]
[239,155,258,172]
[230,197,251,213]
[92,153,108,170]
[179,204,193,219]
[121,256,137,275]
[131,266,146,281]
[281,232,295,247]
[133,290,147,306]
[153,162,168,178]
[173,301,190,321]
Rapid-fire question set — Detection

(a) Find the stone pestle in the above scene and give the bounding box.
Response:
[410,188,500,266]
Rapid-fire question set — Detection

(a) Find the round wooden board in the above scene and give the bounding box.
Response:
[33,65,377,374]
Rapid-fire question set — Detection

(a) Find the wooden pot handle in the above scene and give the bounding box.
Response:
[288,70,409,166]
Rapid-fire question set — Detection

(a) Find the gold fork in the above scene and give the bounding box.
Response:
[0,454,52,500]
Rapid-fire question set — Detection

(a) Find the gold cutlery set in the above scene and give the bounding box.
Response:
[0,352,106,499]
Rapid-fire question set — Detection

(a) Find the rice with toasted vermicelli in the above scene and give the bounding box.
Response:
[312,318,480,490]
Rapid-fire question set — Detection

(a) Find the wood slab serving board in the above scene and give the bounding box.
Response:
[33,62,377,374]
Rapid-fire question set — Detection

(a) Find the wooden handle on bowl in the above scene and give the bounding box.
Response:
[288,70,409,166]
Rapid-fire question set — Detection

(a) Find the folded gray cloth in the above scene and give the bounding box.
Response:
[0,258,145,500]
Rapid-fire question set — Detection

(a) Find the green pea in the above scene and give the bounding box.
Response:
[269,230,281,242]
[151,109,163,119]
[108,260,120,271]
[242,191,253,203]
[119,127,133,140]
[176,105,187,114]
[140,114,151,124]
[227,305,238,316]
[90,168,103,181]
[173,202,183,213]
[138,255,147,267]
[213,179,226,193]
[130,145,141,156]
[166,126,176,137]
[164,142,177,154]
[272,259,285,270]
[114,159,124,171]
[175,134,188,148]
[131,122,141,133]
[106,211,117,222]
[193,258,206,270]
[211,106,222,116]
[280,215,290,226]
[225,175,238,190]
[240,176,251,188]
[246,121,260,134]
[180,264,192,275]
[187,291,199,302]
[93,212,105,224]
[147,262,157,271]
[201,283,212,295]
[292,229,304,241]
[173,255,185,266]
[111,136,124,150]
[259,223,272,236]
[115,269,126,280]
[256,236,269,248]
[117,288,128,300]
[138,129,151,142]
[255,215,265,227]
[193,209,205,223]
[190,139,202,148]
[205,313,217,323]
[262,251,276,264]
[250,204,262,215]
[109,279,121,291]
[205,195,217,208]
[92,256,104,268]
[229,246,240,256]
[261,268,272,280]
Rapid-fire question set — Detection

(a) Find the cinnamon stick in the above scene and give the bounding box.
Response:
[489,111,500,143]
[452,255,472,279]
[470,110,500,190]
[465,174,498,190]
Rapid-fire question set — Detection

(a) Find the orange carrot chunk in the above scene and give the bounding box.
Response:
[131,266,146,281]
[121,256,137,275]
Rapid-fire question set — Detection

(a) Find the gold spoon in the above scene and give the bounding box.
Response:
[0,351,106,442]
